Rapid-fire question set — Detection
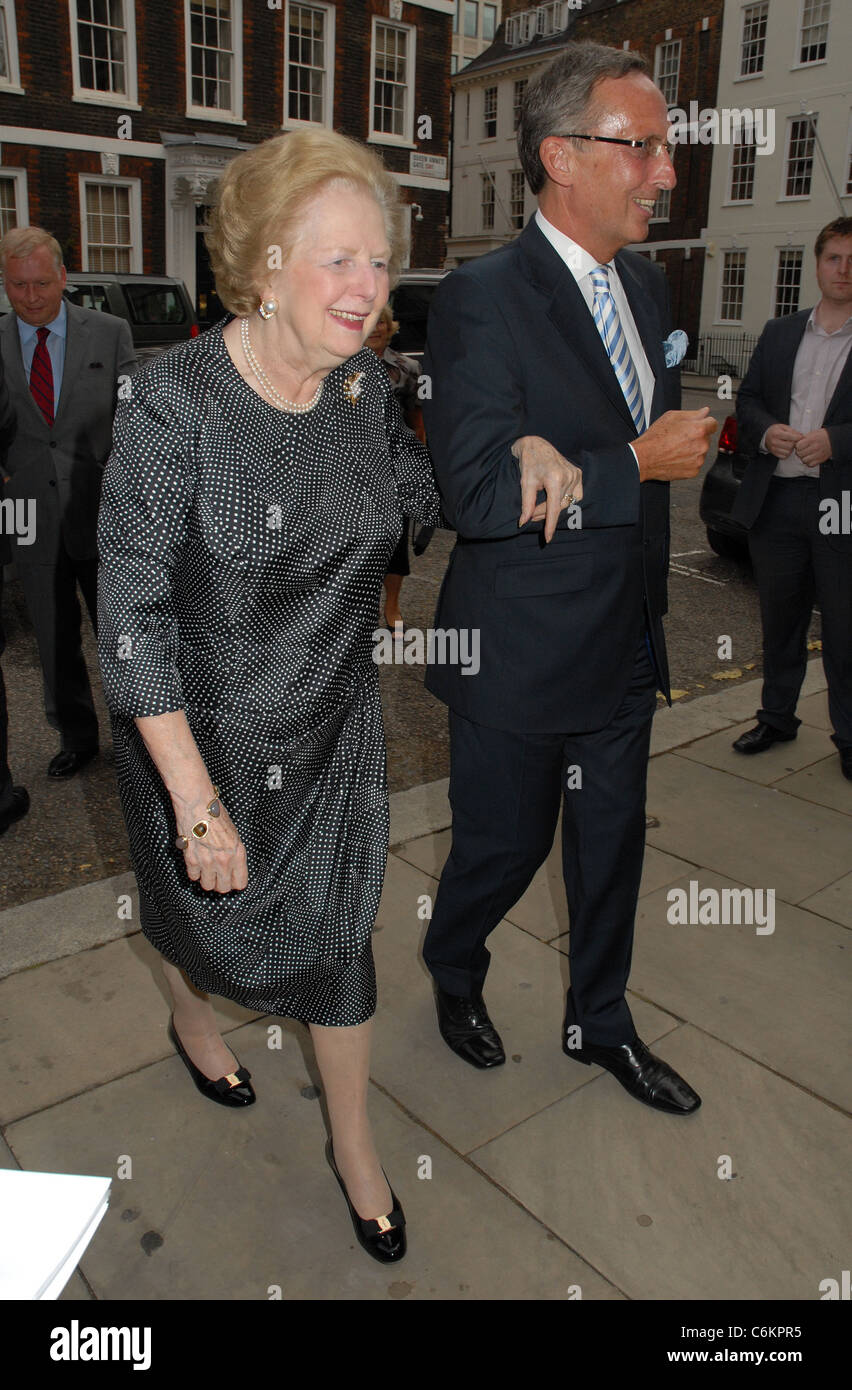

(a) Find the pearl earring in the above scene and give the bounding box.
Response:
[258,298,279,320]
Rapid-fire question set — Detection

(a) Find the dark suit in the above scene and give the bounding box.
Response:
[0,302,135,751]
[0,354,16,811]
[733,309,852,748]
[421,218,678,1045]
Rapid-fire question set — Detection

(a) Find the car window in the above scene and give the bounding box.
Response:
[389,283,440,355]
[67,283,110,312]
[123,285,188,326]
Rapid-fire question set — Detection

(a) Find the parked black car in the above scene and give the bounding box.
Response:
[1,272,197,363]
[62,273,198,362]
[699,413,751,560]
[388,268,447,360]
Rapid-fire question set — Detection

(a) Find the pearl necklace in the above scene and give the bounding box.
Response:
[240,316,323,414]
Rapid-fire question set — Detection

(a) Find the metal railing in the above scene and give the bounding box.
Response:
[682,332,759,379]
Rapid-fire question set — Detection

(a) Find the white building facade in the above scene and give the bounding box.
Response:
[700,0,851,339]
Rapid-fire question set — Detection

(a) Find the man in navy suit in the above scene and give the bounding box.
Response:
[732,218,852,780]
[421,42,716,1114]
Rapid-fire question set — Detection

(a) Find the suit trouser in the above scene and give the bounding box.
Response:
[423,639,658,1046]
[748,477,852,750]
[0,570,13,812]
[16,545,99,752]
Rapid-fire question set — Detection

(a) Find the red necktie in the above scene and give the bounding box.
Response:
[29,325,55,427]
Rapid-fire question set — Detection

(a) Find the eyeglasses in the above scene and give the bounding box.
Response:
[559,133,676,160]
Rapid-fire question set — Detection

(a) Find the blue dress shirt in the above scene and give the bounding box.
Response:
[17,300,67,414]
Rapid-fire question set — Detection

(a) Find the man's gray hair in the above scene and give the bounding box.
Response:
[518,41,650,196]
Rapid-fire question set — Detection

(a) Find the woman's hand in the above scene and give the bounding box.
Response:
[512,435,584,543]
[173,792,248,894]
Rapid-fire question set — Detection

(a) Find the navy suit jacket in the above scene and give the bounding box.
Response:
[733,307,852,551]
[422,217,678,734]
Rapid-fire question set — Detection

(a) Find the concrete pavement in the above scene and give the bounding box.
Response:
[0,661,849,1301]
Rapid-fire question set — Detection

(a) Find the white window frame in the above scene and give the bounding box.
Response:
[772,246,804,318]
[794,0,830,68]
[510,168,525,230]
[368,16,416,148]
[780,114,817,201]
[513,77,527,131]
[650,187,671,223]
[726,140,757,203]
[717,248,747,324]
[483,84,497,139]
[68,0,140,109]
[283,0,335,130]
[654,39,681,108]
[78,175,143,273]
[0,0,24,93]
[184,0,244,123]
[480,171,495,230]
[0,166,29,232]
[738,1,769,79]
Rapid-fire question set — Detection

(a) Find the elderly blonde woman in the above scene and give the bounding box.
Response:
[97,129,444,1264]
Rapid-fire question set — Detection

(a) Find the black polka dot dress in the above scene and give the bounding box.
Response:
[97,321,442,1025]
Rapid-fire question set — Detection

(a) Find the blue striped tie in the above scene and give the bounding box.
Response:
[590,264,645,433]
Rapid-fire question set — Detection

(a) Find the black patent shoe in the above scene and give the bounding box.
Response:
[435,986,506,1069]
[167,1015,256,1107]
[732,722,796,754]
[563,1028,701,1115]
[326,1141,407,1264]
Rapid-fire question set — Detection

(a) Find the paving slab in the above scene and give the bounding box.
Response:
[629,870,852,1111]
[371,854,679,1155]
[674,722,837,786]
[645,754,852,906]
[799,871,852,931]
[470,1025,851,1301]
[392,832,696,943]
[0,1133,18,1170]
[0,873,138,981]
[0,931,260,1125]
[773,757,852,818]
[797,691,832,731]
[5,1020,622,1301]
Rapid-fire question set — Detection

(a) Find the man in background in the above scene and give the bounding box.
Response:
[0,226,135,777]
[733,217,852,780]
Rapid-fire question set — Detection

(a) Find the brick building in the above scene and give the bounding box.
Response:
[0,0,453,321]
[447,0,723,345]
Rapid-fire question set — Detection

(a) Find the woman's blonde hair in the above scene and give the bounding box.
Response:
[206,128,407,316]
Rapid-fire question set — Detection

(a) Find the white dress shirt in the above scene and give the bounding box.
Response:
[535,209,655,468]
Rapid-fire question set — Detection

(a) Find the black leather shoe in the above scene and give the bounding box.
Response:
[435,986,506,1069]
[326,1140,406,1264]
[563,1029,701,1115]
[732,722,796,755]
[48,749,98,778]
[167,1015,256,1107]
[840,749,852,782]
[0,786,30,835]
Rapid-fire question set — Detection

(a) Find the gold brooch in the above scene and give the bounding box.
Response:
[344,370,364,405]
